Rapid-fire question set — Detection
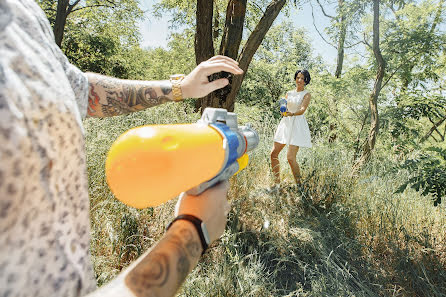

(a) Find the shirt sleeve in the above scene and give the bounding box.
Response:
[63,61,89,119]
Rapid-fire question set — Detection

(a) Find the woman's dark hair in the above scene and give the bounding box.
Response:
[294,70,311,85]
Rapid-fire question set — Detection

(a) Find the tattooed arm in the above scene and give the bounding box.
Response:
[86,220,203,297]
[86,74,173,117]
[85,55,243,118]
[86,181,230,297]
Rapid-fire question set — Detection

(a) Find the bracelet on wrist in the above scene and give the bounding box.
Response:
[169,74,185,101]
[166,214,210,254]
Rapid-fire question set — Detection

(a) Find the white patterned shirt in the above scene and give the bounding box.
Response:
[0,0,97,296]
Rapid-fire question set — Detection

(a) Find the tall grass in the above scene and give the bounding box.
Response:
[84,103,446,296]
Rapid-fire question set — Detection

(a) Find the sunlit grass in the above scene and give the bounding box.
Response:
[84,102,446,296]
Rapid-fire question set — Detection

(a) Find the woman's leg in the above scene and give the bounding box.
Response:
[287,145,302,184]
[270,142,286,185]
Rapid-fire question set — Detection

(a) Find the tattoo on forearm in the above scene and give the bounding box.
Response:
[160,82,172,96]
[88,75,173,117]
[179,228,201,259]
[125,227,201,296]
[166,232,191,287]
[126,252,169,296]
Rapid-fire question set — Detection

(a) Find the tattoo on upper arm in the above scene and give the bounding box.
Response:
[125,227,201,296]
[87,85,100,116]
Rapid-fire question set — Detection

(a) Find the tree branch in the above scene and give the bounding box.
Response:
[363,32,372,49]
[315,0,335,19]
[428,117,444,139]
[429,0,444,34]
[237,0,286,70]
[344,40,363,49]
[310,2,336,48]
[443,122,446,141]
[43,7,56,13]
[71,3,116,13]
[195,0,214,64]
[67,0,81,15]
[223,0,286,111]
[381,51,427,90]
[249,1,265,15]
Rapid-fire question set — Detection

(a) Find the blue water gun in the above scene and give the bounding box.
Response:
[279,97,287,115]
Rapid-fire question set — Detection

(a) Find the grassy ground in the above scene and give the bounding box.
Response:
[84,102,446,296]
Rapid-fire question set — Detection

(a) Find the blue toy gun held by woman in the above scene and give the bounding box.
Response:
[279,98,287,115]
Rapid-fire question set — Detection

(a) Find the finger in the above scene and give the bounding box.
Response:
[200,62,243,77]
[204,59,241,73]
[205,57,240,68]
[206,55,239,65]
[204,78,230,94]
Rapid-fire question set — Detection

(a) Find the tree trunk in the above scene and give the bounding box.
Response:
[334,0,346,78]
[219,0,246,58]
[53,0,80,47]
[196,0,286,112]
[353,0,385,172]
[195,0,215,112]
[224,0,286,111]
[195,0,215,64]
[198,0,247,112]
[53,0,69,47]
[334,29,345,78]
[330,0,347,142]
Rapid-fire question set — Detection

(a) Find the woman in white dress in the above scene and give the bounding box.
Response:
[270,70,312,187]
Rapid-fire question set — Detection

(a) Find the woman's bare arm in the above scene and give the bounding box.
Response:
[287,93,312,116]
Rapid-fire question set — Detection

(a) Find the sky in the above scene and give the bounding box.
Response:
[138,0,341,66]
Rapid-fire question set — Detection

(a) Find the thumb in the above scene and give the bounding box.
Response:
[206,78,229,93]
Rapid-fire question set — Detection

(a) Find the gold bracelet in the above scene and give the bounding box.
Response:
[169,74,185,101]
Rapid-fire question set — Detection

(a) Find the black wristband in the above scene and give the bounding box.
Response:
[166,214,210,254]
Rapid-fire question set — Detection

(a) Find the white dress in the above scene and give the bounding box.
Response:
[273,90,312,147]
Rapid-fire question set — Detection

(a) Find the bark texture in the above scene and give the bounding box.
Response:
[195,0,286,112]
[54,0,80,47]
[353,0,385,173]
